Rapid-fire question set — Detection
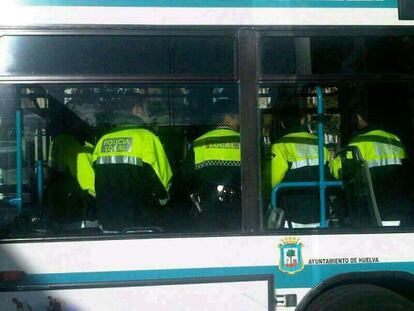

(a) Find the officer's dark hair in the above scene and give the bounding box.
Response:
[212,98,238,124]
[276,98,304,129]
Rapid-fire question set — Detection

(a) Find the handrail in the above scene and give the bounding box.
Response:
[16,109,23,214]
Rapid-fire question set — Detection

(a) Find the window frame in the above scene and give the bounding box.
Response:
[0,26,414,242]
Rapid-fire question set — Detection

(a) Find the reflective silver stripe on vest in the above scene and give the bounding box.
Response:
[284,221,319,228]
[366,158,402,168]
[381,220,401,227]
[96,155,143,166]
[291,158,320,170]
[195,160,240,170]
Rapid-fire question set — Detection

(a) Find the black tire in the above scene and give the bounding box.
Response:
[304,284,414,311]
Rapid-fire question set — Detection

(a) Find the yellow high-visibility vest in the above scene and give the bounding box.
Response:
[332,129,406,179]
[271,132,331,187]
[93,127,172,191]
[51,134,95,196]
[193,127,240,170]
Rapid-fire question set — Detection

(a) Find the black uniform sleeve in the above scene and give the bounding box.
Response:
[181,146,198,194]
[143,163,169,200]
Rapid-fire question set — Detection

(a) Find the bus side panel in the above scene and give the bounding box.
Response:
[0,279,271,310]
[0,234,413,309]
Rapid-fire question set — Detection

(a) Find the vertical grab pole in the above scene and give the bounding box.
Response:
[37,160,43,208]
[316,87,327,228]
[16,110,23,214]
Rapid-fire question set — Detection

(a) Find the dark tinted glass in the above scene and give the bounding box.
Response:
[173,37,235,75]
[260,37,296,75]
[261,37,357,75]
[364,36,414,74]
[0,36,235,76]
[399,0,414,20]
[0,36,170,75]
[311,37,357,74]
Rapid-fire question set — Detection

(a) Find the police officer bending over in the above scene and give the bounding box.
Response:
[270,103,333,228]
[49,118,95,225]
[332,105,410,226]
[184,101,241,231]
[93,96,172,231]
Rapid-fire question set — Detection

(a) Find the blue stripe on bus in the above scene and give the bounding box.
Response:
[17,0,397,9]
[25,261,414,289]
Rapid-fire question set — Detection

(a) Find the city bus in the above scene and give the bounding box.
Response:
[0,0,414,310]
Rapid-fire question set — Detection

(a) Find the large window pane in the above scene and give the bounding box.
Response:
[260,83,414,230]
[0,36,236,76]
[261,36,414,76]
[0,83,241,238]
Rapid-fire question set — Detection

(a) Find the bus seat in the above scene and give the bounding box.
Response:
[369,163,412,223]
[340,146,412,227]
[276,165,334,228]
[339,146,382,227]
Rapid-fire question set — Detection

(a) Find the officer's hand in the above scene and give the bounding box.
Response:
[158,197,169,206]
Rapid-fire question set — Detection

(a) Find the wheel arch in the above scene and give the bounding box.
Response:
[296,271,414,311]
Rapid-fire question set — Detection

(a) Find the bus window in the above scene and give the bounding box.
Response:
[0,35,236,76]
[261,36,358,75]
[261,83,414,230]
[0,84,241,238]
[260,86,340,229]
[260,34,414,231]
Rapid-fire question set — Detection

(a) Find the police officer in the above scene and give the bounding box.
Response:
[49,127,95,224]
[93,95,172,231]
[270,103,332,228]
[51,134,95,196]
[332,105,409,225]
[184,100,241,231]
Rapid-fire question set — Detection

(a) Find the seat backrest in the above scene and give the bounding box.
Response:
[368,161,411,222]
[339,146,382,227]
[277,165,333,225]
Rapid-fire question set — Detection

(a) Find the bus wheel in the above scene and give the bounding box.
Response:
[304,284,414,311]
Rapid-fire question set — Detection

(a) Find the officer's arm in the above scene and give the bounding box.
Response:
[331,155,342,180]
[148,136,173,204]
[270,143,289,188]
[144,164,170,204]
[181,145,197,192]
[76,143,96,197]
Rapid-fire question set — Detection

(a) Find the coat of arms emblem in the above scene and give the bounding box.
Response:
[279,237,304,275]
